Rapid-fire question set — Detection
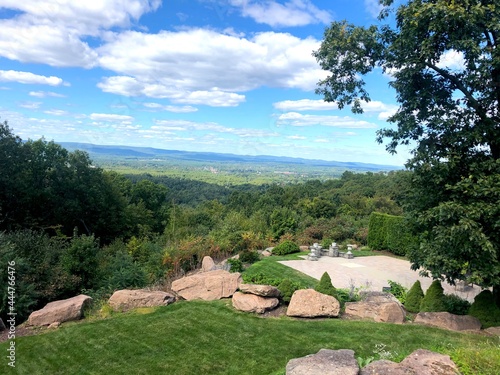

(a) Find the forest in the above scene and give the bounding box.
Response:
[0,121,410,323]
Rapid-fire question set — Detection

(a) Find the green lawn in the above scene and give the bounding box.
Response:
[1,300,498,374]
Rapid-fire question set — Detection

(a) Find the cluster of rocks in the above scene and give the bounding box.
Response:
[286,348,460,375]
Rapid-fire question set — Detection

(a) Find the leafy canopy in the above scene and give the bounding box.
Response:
[314,0,500,301]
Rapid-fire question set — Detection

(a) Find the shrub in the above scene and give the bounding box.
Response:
[272,240,300,256]
[387,280,407,304]
[315,272,338,300]
[405,280,424,313]
[443,294,471,315]
[468,290,500,328]
[367,212,388,250]
[227,258,244,273]
[420,280,446,312]
[239,250,260,264]
[277,279,300,303]
[242,272,282,287]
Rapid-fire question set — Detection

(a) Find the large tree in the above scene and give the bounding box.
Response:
[314,0,500,304]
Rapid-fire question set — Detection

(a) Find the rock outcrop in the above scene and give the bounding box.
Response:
[287,289,340,318]
[171,270,242,300]
[360,349,459,375]
[414,312,481,331]
[109,289,175,312]
[28,294,92,326]
[232,292,279,314]
[286,349,359,375]
[344,301,406,324]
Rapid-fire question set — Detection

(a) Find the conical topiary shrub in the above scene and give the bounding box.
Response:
[405,280,424,313]
[468,290,500,328]
[315,272,338,300]
[420,280,446,312]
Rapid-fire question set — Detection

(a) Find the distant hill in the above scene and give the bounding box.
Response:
[58,142,402,172]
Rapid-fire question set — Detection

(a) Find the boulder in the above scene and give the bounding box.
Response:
[171,270,242,301]
[361,291,404,307]
[109,289,176,312]
[485,326,500,336]
[299,245,309,251]
[201,256,216,272]
[414,312,481,331]
[239,283,281,298]
[232,292,279,314]
[361,349,459,375]
[261,250,272,257]
[286,349,359,375]
[344,301,406,324]
[28,294,92,326]
[287,289,340,318]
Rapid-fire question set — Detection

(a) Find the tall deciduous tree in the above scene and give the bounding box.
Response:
[314,0,500,305]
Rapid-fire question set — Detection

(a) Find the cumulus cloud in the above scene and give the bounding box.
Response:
[44,109,69,116]
[364,0,383,18]
[143,103,198,113]
[276,112,377,128]
[0,0,160,68]
[96,29,326,105]
[229,0,333,27]
[274,99,337,111]
[0,70,66,86]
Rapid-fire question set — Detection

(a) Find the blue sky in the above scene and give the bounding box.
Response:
[0,0,414,165]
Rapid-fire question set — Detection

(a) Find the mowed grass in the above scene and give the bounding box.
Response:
[1,300,499,375]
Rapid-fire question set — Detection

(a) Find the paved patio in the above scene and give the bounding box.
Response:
[279,255,483,302]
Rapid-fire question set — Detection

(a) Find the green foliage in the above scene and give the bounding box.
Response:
[420,280,446,312]
[315,272,338,299]
[387,280,408,304]
[98,251,148,292]
[61,232,100,290]
[238,250,260,264]
[270,207,299,240]
[367,212,388,250]
[442,294,471,316]
[277,278,300,303]
[272,240,300,256]
[468,290,500,329]
[227,258,244,273]
[405,280,424,313]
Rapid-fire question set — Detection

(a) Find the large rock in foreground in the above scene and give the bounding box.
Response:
[287,289,340,318]
[171,270,242,300]
[232,292,279,314]
[239,283,281,298]
[414,312,481,331]
[109,289,175,312]
[344,301,406,324]
[28,294,92,326]
[286,349,358,375]
[360,349,459,375]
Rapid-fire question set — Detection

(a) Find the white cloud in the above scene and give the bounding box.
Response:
[96,29,326,105]
[361,101,398,120]
[274,99,337,111]
[314,138,329,143]
[29,91,66,98]
[230,0,332,27]
[89,113,134,122]
[44,109,68,116]
[364,0,383,18]
[153,119,279,138]
[276,112,377,128]
[0,1,160,68]
[143,103,198,113]
[286,135,306,140]
[437,50,465,71]
[18,101,41,109]
[0,70,66,86]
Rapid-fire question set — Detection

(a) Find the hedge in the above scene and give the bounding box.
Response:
[367,212,417,256]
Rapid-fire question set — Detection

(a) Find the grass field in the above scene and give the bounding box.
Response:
[2,252,499,374]
[1,300,499,374]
